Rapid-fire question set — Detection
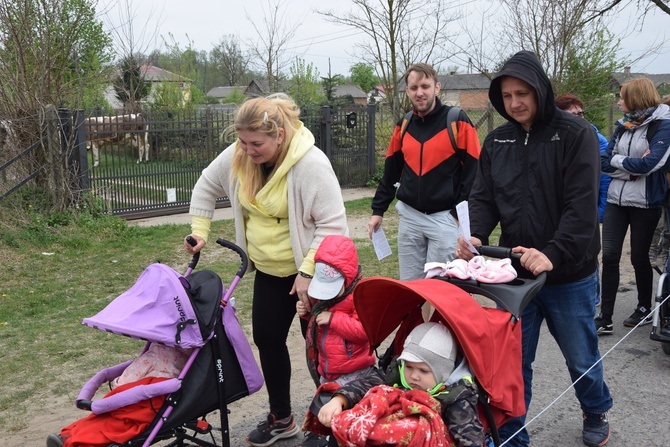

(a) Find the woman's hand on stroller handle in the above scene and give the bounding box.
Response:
[184,235,203,271]
[184,235,204,254]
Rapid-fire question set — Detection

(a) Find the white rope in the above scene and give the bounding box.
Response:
[499,294,670,446]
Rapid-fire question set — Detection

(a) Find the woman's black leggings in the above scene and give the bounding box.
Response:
[252,270,308,419]
[601,203,662,318]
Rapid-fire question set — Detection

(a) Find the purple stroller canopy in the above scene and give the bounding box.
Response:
[83,264,212,348]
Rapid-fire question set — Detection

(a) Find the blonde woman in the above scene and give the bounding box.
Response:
[598,77,670,334]
[184,93,348,446]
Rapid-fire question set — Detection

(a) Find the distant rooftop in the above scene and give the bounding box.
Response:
[206,86,246,98]
[111,65,192,83]
[437,73,493,90]
[611,69,670,87]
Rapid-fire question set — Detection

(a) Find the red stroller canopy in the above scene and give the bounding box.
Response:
[353,277,525,426]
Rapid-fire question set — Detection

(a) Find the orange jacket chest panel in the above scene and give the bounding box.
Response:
[402,128,455,175]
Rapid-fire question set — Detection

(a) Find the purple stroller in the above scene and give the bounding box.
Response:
[73,238,263,447]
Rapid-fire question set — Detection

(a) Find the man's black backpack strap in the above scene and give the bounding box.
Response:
[399,106,462,150]
[445,106,462,149]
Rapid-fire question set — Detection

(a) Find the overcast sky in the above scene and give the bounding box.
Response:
[98,0,670,78]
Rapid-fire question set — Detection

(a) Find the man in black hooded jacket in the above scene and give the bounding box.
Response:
[456,51,613,447]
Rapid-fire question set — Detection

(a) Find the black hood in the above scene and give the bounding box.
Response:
[488,51,555,128]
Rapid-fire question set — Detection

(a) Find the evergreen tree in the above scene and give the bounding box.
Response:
[113,56,151,111]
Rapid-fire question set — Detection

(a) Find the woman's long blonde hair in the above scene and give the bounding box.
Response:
[230,93,301,202]
[620,77,661,112]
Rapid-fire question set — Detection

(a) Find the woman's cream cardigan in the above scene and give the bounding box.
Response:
[189,143,349,273]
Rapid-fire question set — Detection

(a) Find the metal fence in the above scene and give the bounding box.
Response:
[75,104,377,219]
[77,108,231,218]
[1,102,504,218]
[0,138,46,200]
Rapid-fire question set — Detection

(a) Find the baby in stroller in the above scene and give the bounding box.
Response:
[45,239,264,447]
[46,343,193,447]
[314,322,483,447]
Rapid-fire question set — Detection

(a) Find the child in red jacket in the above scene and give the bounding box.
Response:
[296,234,376,447]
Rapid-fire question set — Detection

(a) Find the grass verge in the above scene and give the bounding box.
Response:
[0,195,399,432]
[0,192,497,433]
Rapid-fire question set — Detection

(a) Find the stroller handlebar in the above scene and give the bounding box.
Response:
[184,237,248,278]
[216,238,249,278]
[477,245,521,260]
[439,245,546,319]
[185,236,201,270]
[76,399,92,411]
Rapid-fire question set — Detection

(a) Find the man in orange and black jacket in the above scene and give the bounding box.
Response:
[368,63,481,281]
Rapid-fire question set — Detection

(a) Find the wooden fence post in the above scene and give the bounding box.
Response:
[44,104,66,209]
[487,102,495,135]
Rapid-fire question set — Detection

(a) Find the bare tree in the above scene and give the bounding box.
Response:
[0,0,112,209]
[319,0,460,120]
[0,0,112,119]
[587,0,670,22]
[210,36,252,86]
[447,2,506,78]
[500,0,605,82]
[245,0,303,92]
[453,0,665,82]
[101,0,163,111]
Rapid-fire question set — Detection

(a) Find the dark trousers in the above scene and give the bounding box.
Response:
[600,203,661,318]
[252,270,308,419]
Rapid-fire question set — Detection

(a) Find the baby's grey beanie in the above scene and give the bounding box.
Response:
[398,322,457,384]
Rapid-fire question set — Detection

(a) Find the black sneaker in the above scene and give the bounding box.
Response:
[623,307,652,327]
[46,434,64,447]
[582,411,610,446]
[247,413,300,446]
[301,431,330,447]
[594,314,613,335]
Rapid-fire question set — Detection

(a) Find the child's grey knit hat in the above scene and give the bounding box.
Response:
[398,322,457,384]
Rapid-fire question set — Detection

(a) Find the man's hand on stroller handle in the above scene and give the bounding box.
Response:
[456,236,482,260]
[514,247,553,276]
[184,234,205,254]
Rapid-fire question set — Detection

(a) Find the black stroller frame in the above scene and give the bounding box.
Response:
[432,246,546,446]
[361,246,546,447]
[73,238,261,447]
